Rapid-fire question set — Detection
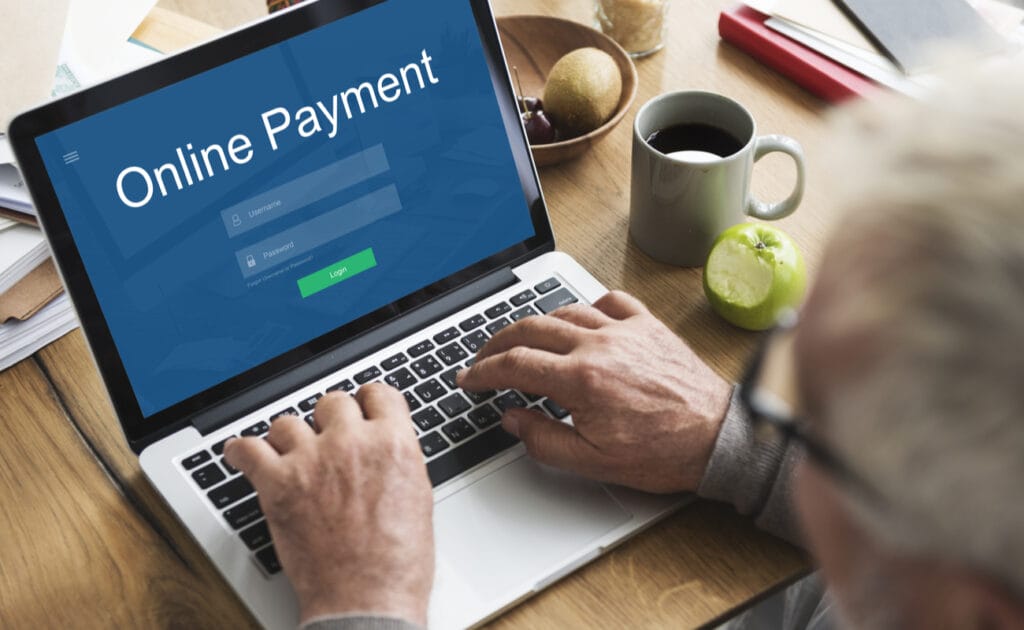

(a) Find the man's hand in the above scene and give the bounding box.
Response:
[224,385,434,626]
[458,291,732,493]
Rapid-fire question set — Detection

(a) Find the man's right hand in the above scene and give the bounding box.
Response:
[457,291,732,493]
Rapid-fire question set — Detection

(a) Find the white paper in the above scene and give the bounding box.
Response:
[0,218,16,233]
[0,135,13,165]
[62,0,160,86]
[773,0,1022,55]
[0,164,33,214]
[765,17,929,97]
[0,225,49,295]
[0,294,78,371]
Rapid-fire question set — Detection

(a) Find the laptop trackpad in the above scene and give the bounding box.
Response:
[433,457,632,601]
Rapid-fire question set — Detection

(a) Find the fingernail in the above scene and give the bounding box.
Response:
[502,411,521,437]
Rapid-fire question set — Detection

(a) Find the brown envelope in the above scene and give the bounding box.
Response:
[0,258,63,322]
[0,206,37,226]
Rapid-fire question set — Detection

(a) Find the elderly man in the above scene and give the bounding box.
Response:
[224,72,1024,630]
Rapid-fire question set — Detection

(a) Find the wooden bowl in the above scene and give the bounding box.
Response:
[497,15,638,167]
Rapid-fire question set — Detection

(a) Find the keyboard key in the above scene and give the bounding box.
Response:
[535,288,579,314]
[207,476,254,509]
[465,389,496,404]
[461,330,489,354]
[303,414,316,429]
[407,340,435,358]
[239,520,272,551]
[543,399,570,419]
[486,317,511,335]
[412,407,445,432]
[212,436,234,456]
[437,342,468,366]
[181,450,211,470]
[191,463,226,489]
[241,421,270,437]
[270,407,298,421]
[221,457,239,476]
[439,367,461,390]
[327,379,354,393]
[441,418,476,443]
[433,327,460,344]
[534,277,561,294]
[468,404,501,429]
[224,496,263,530]
[296,395,322,413]
[426,427,519,487]
[354,366,382,384]
[255,545,281,574]
[510,289,536,306]
[523,392,543,403]
[414,379,447,403]
[459,314,486,332]
[484,302,512,319]
[385,367,417,390]
[438,393,471,418]
[411,355,442,378]
[403,391,422,412]
[419,431,450,457]
[381,352,408,371]
[494,391,528,412]
[509,305,538,321]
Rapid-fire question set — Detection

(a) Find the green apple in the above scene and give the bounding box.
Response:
[703,223,807,331]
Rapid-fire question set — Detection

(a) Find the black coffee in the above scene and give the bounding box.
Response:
[645,123,745,158]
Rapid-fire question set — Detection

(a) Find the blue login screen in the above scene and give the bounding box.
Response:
[36,0,534,417]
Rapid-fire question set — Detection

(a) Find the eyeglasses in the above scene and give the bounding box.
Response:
[736,313,888,507]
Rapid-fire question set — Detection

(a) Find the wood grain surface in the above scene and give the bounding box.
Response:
[2,0,833,627]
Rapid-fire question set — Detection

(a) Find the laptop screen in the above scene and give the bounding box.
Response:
[33,0,535,418]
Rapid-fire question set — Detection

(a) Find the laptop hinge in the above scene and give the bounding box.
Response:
[191,265,519,436]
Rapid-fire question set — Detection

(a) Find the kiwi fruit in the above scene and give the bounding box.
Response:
[543,48,622,138]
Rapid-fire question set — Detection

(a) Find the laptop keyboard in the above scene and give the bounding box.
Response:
[179,277,577,577]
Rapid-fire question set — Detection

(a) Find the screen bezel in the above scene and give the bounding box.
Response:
[8,0,553,447]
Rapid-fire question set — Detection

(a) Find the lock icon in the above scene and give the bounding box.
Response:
[246,254,256,268]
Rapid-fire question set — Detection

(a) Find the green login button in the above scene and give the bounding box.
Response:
[298,247,377,298]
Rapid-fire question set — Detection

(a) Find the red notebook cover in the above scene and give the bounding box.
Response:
[719,5,878,103]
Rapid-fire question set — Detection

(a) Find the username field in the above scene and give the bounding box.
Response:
[220,143,389,238]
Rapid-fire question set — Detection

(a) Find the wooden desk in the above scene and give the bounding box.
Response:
[0,0,830,626]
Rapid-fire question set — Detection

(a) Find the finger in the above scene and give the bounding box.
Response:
[458,347,572,399]
[223,436,281,487]
[356,382,410,421]
[314,391,365,432]
[474,315,586,363]
[546,303,613,329]
[501,408,610,478]
[592,290,649,320]
[265,415,313,454]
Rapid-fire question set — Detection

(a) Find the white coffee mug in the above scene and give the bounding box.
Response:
[629,91,805,267]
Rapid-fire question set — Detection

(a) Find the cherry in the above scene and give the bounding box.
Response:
[524,110,556,145]
[519,96,543,113]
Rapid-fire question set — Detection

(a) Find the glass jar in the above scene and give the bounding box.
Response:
[595,0,671,58]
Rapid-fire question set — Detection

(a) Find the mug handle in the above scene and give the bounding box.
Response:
[746,135,805,221]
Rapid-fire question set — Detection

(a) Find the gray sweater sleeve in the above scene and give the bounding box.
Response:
[300,615,423,630]
[697,386,805,546]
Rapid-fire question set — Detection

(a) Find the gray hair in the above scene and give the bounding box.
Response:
[796,61,1024,597]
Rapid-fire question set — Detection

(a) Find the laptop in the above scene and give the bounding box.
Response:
[8,0,686,626]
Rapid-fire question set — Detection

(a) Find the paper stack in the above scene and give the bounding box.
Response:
[720,0,1024,102]
[0,0,160,371]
